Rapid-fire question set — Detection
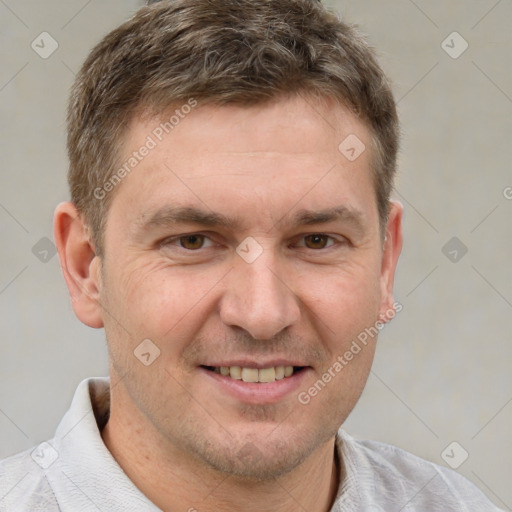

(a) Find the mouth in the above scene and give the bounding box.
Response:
[199,363,311,404]
[201,365,306,383]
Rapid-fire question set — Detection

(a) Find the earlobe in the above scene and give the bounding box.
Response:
[378,200,403,321]
[54,202,104,328]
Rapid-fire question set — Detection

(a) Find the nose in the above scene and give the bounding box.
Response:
[219,251,301,340]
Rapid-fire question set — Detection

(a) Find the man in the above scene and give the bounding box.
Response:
[0,0,503,510]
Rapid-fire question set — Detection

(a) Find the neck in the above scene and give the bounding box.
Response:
[101,381,341,512]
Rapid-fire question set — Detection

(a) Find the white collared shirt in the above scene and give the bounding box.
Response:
[0,378,504,511]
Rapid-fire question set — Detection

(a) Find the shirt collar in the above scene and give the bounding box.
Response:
[47,377,161,512]
[46,377,353,511]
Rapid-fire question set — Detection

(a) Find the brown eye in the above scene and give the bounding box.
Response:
[179,234,205,250]
[304,234,330,249]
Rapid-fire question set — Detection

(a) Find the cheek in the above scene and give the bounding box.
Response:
[296,268,381,422]
[302,261,383,341]
[115,260,226,339]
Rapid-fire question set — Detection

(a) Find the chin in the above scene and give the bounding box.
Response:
[183,426,334,481]
[206,442,311,481]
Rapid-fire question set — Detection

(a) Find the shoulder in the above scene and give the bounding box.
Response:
[0,446,60,512]
[336,430,504,511]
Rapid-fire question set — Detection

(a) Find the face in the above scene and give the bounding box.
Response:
[92,95,401,479]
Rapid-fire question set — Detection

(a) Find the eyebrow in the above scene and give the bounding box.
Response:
[137,206,238,231]
[136,204,366,233]
[291,206,365,231]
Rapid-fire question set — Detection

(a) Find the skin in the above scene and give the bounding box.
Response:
[54,94,402,512]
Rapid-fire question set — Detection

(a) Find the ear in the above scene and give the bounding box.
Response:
[54,202,104,328]
[378,200,403,321]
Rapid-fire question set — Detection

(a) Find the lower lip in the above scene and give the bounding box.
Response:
[199,367,311,404]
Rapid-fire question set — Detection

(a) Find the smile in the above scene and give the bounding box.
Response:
[202,365,304,383]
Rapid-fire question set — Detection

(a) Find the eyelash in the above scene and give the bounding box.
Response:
[160,233,346,251]
[158,233,212,251]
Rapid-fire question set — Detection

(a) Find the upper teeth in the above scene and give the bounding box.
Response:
[215,365,295,383]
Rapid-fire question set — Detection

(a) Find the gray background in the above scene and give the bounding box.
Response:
[0,0,510,509]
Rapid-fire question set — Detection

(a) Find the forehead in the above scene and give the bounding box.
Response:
[138,96,368,160]
[108,95,378,233]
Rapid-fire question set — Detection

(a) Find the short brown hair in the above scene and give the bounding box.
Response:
[67,0,399,256]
